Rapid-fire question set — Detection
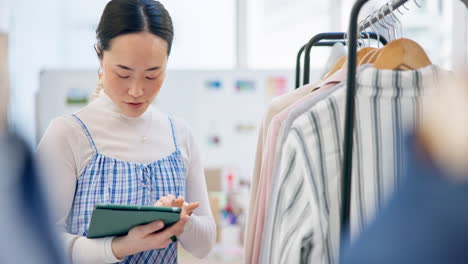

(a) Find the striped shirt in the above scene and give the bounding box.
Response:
[269,65,441,264]
[259,69,349,264]
[261,66,374,264]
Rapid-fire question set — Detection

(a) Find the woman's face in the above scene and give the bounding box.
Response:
[100,32,168,118]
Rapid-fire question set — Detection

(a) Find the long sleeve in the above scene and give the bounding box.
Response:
[244,120,265,261]
[37,92,216,262]
[176,121,216,258]
[37,117,121,264]
[269,131,323,264]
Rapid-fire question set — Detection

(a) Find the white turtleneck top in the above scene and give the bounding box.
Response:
[37,92,215,263]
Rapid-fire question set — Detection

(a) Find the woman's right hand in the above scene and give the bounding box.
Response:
[111,215,189,260]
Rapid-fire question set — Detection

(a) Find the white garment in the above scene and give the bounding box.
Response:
[319,42,346,79]
[37,92,216,263]
[269,65,441,264]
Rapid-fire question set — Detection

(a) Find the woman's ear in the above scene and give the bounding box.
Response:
[94,44,103,67]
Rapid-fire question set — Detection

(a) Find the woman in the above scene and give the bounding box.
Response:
[37,0,216,263]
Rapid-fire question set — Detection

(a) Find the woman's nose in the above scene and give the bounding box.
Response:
[128,80,144,98]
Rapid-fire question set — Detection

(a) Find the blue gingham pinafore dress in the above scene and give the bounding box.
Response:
[67,114,186,263]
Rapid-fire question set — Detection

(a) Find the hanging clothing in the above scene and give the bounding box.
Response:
[245,78,321,263]
[319,42,347,79]
[343,133,468,264]
[37,93,215,263]
[250,69,346,264]
[269,65,441,264]
[260,67,354,264]
[259,84,343,264]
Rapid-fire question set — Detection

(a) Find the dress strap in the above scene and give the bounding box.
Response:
[71,114,98,153]
[168,117,179,151]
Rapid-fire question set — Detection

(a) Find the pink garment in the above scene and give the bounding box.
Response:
[245,81,319,263]
[250,70,346,264]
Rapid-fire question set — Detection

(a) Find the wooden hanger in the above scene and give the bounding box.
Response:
[355,47,377,66]
[322,56,346,80]
[359,49,376,65]
[358,47,380,65]
[373,38,432,70]
[364,48,384,65]
[323,47,376,80]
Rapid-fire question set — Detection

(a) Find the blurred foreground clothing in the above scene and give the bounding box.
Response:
[0,133,65,263]
[343,134,468,264]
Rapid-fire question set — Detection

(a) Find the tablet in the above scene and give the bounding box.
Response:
[87,204,182,239]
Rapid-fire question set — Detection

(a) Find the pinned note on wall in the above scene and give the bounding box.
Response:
[235,79,256,93]
[266,76,288,97]
[205,79,223,91]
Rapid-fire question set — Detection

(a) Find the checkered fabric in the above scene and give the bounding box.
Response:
[67,114,186,263]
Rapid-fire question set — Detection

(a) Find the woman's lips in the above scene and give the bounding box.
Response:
[125,102,144,108]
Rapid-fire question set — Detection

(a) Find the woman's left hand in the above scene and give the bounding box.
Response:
[155,194,200,217]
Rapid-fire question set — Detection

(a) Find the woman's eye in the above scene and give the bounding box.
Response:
[146,76,157,80]
[116,73,130,79]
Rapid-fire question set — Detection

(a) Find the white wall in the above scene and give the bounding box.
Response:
[247,0,336,69]
[339,0,453,67]
[6,0,466,145]
[0,0,9,33]
[9,0,63,144]
[8,0,236,144]
[452,0,468,67]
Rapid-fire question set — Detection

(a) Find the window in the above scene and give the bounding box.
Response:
[247,0,335,69]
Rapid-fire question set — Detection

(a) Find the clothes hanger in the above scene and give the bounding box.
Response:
[375,7,393,43]
[358,16,381,65]
[356,17,379,66]
[323,46,375,79]
[322,32,349,80]
[352,24,377,67]
[323,26,376,79]
[361,7,394,65]
[356,47,377,66]
[359,49,379,65]
[373,38,431,70]
[386,4,401,40]
[323,55,347,80]
[373,4,432,70]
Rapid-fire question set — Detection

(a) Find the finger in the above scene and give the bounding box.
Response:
[160,197,171,206]
[179,207,192,221]
[166,194,176,205]
[174,196,185,208]
[159,217,188,240]
[185,202,200,215]
[179,202,199,217]
[171,219,187,236]
[187,202,200,210]
[154,200,163,207]
[135,220,165,236]
[180,213,190,223]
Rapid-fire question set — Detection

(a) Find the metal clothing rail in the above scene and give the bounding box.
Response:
[340,0,467,261]
[295,32,387,88]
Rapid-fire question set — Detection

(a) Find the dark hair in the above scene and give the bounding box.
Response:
[95,0,174,59]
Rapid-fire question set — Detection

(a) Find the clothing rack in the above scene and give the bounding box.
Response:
[340,0,467,260]
[295,32,388,88]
